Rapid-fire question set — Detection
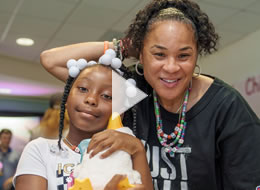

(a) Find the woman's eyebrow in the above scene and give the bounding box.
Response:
[151,44,167,50]
[179,46,192,51]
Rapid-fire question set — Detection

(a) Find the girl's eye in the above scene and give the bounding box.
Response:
[79,87,88,92]
[102,94,112,100]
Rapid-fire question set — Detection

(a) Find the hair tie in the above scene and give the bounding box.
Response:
[67,49,123,78]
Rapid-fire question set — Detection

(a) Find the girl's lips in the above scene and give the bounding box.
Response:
[79,111,97,120]
[77,108,99,120]
[160,78,179,88]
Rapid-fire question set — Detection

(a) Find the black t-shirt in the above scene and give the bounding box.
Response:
[125,76,260,190]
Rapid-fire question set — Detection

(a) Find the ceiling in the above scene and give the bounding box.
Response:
[0,0,260,97]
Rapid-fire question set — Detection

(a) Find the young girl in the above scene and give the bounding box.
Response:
[13,50,153,190]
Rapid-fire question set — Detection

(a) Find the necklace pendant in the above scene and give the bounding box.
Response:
[74,146,80,153]
[169,151,175,157]
[164,147,170,153]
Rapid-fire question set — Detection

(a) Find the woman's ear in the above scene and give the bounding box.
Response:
[139,52,143,65]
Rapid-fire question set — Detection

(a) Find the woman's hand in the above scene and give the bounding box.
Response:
[87,129,144,159]
[104,175,145,190]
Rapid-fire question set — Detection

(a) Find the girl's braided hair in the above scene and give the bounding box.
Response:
[125,0,219,56]
[58,76,74,149]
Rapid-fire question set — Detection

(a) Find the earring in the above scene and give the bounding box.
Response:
[193,64,201,78]
[135,62,144,76]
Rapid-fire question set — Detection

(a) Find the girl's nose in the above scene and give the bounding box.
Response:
[84,94,98,106]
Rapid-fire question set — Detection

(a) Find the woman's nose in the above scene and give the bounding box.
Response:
[162,58,180,73]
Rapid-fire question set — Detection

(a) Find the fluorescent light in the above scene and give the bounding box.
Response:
[16,38,34,46]
[0,88,12,94]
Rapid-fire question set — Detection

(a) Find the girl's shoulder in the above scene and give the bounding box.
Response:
[28,137,58,147]
[24,137,59,155]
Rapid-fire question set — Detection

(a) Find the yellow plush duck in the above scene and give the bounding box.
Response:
[68,112,140,190]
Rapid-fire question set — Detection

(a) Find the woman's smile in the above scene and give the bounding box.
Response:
[160,77,180,88]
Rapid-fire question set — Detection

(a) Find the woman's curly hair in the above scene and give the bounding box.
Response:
[125,0,219,56]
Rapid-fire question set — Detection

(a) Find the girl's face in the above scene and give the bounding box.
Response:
[140,20,198,103]
[66,66,112,137]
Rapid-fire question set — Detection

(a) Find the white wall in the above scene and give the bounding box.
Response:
[0,54,63,86]
[199,29,260,117]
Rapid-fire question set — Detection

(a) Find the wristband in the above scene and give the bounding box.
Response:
[104,41,109,53]
[113,38,123,60]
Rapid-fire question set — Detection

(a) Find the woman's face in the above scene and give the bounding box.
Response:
[140,20,198,102]
[66,66,112,136]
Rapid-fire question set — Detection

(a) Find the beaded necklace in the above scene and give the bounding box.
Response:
[153,85,191,157]
[64,137,80,153]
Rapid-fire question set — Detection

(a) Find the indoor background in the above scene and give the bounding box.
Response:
[0,0,260,150]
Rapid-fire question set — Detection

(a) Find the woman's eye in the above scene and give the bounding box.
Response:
[178,54,190,59]
[154,52,165,57]
[102,94,112,100]
[78,87,88,92]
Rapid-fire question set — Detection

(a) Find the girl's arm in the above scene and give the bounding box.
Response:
[88,130,153,190]
[40,42,114,82]
[13,139,51,190]
[104,175,147,190]
[15,175,47,190]
[131,138,153,190]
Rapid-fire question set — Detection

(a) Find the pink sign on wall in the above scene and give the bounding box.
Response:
[233,74,260,118]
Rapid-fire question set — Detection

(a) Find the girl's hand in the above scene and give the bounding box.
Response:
[128,184,146,190]
[104,175,145,190]
[104,175,124,190]
[87,129,144,158]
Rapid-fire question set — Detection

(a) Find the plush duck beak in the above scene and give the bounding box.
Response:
[107,112,123,130]
[68,178,93,190]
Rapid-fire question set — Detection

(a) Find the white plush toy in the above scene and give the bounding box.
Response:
[68,113,142,190]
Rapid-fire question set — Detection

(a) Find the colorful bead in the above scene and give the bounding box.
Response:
[153,85,191,157]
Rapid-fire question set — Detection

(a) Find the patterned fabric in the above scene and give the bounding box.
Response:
[13,138,80,190]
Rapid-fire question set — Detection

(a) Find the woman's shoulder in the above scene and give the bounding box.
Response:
[196,74,238,97]
[196,74,252,110]
[186,75,240,114]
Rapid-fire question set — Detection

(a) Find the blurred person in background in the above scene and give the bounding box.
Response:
[0,129,20,190]
[30,93,69,140]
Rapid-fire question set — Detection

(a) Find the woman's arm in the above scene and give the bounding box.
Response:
[40,42,114,82]
[215,90,260,188]
[15,175,47,190]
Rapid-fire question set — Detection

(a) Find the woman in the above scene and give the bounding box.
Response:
[40,0,260,189]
